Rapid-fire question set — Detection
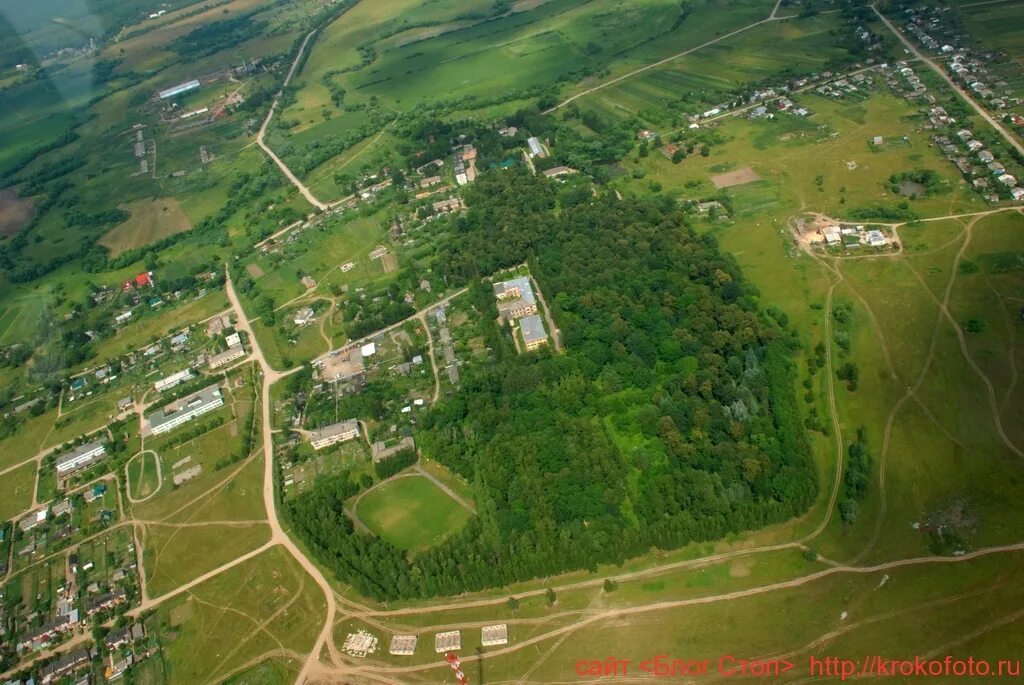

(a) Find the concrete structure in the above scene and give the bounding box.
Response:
[147,385,223,435]
[55,442,106,476]
[208,344,245,369]
[493,276,537,321]
[434,631,461,653]
[225,332,242,348]
[158,79,200,100]
[317,346,364,383]
[389,635,417,656]
[866,230,887,247]
[371,436,415,463]
[520,314,548,351]
[481,624,508,647]
[154,369,194,393]
[310,419,360,450]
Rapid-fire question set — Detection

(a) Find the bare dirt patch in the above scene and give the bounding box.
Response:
[0,187,36,237]
[246,263,265,279]
[100,198,192,256]
[712,166,761,189]
[380,253,398,274]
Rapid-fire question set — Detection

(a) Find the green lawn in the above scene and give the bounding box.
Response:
[355,474,472,551]
[0,461,37,523]
[155,545,324,684]
[128,451,162,501]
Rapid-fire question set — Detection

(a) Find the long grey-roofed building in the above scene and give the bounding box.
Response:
[309,419,360,450]
[520,314,548,351]
[158,79,200,100]
[147,384,224,435]
[55,441,107,475]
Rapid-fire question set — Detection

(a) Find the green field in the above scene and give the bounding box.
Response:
[0,461,37,523]
[100,198,194,256]
[278,0,773,186]
[143,521,271,597]
[155,545,324,684]
[355,473,472,551]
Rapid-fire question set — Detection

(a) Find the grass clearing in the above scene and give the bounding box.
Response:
[143,521,271,597]
[0,461,37,523]
[155,545,325,684]
[355,473,472,551]
[100,198,194,256]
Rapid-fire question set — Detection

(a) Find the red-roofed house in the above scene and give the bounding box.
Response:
[124,272,154,290]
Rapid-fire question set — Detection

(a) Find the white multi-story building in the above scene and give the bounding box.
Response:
[208,344,245,369]
[310,419,360,450]
[154,369,194,393]
[55,441,107,475]
[147,385,224,435]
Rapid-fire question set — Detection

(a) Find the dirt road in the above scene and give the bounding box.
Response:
[256,30,329,211]
[872,5,1024,157]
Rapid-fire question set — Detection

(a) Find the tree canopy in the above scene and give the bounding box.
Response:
[287,171,815,600]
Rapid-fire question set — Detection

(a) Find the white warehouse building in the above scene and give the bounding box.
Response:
[154,369,194,393]
[55,441,107,475]
[147,385,224,435]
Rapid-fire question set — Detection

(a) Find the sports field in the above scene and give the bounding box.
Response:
[355,473,472,551]
[127,451,162,501]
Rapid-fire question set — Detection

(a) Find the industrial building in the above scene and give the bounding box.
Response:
[147,385,224,435]
[434,631,461,653]
[159,79,200,100]
[309,419,360,450]
[481,624,508,647]
[55,441,107,476]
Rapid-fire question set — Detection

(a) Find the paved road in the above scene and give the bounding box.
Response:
[872,4,1024,157]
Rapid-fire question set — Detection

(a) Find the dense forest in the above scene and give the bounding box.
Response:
[287,171,816,600]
